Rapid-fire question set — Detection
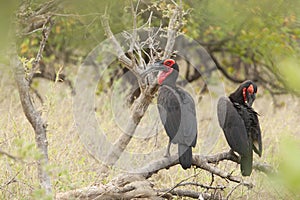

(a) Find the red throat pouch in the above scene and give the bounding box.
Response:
[158,68,173,85]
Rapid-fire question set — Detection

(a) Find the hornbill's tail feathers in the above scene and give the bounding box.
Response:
[240,155,253,176]
[178,144,192,169]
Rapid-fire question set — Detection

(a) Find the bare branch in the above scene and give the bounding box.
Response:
[56,151,274,199]
[55,174,159,200]
[131,151,275,188]
[128,0,138,64]
[159,189,225,200]
[160,172,202,197]
[209,53,245,83]
[177,182,225,190]
[102,85,158,170]
[18,0,59,35]
[193,155,254,188]
[28,17,54,81]
[163,2,183,59]
[56,173,225,200]
[12,53,52,194]
[12,14,54,195]
[226,183,243,200]
[100,14,133,68]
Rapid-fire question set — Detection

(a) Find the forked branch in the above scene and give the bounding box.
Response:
[99,2,183,173]
[131,151,274,188]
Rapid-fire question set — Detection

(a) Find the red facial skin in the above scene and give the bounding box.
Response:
[242,84,255,104]
[158,59,175,85]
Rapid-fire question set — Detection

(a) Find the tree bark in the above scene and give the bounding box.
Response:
[12,54,52,194]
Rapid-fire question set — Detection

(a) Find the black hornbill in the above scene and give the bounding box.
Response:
[142,59,198,169]
[217,80,262,176]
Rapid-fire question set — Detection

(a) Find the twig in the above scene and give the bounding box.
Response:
[160,172,201,197]
[0,149,22,161]
[210,173,215,186]
[27,17,54,81]
[177,182,225,190]
[0,170,21,189]
[100,14,133,69]
[193,156,254,189]
[159,189,225,200]
[226,183,243,200]
[163,3,183,59]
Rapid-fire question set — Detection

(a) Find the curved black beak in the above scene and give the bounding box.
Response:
[247,93,256,107]
[141,61,168,78]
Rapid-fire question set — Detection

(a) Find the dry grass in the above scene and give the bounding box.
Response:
[0,66,299,199]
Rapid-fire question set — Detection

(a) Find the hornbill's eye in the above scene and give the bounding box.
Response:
[163,59,175,67]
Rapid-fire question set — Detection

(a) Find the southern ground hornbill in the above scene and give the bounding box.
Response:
[217,80,262,176]
[142,59,198,169]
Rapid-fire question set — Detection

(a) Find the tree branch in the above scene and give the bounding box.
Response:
[12,53,52,194]
[209,53,245,83]
[99,3,185,173]
[12,10,54,195]
[159,189,225,200]
[163,2,183,59]
[56,151,274,199]
[100,14,133,68]
[131,151,274,188]
[27,17,54,81]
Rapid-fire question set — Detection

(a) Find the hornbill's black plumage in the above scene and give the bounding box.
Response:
[217,80,262,176]
[142,59,198,169]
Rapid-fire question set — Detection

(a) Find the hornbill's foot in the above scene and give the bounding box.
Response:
[229,149,240,161]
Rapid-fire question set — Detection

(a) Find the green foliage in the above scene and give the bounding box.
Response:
[30,188,53,200]
[0,0,17,63]
[278,136,300,196]
[13,138,42,160]
[183,0,300,94]
[278,57,300,94]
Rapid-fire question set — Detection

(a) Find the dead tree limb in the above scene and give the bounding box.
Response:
[56,151,274,199]
[99,2,183,172]
[100,14,159,171]
[55,174,161,200]
[12,11,54,194]
[163,1,183,59]
[27,17,54,81]
[131,151,274,188]
[12,54,52,194]
[159,189,225,200]
[100,15,133,69]
[56,173,224,200]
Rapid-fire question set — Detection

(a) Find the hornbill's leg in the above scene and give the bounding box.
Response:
[164,140,171,157]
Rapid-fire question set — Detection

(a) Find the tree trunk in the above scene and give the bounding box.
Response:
[12,54,52,194]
